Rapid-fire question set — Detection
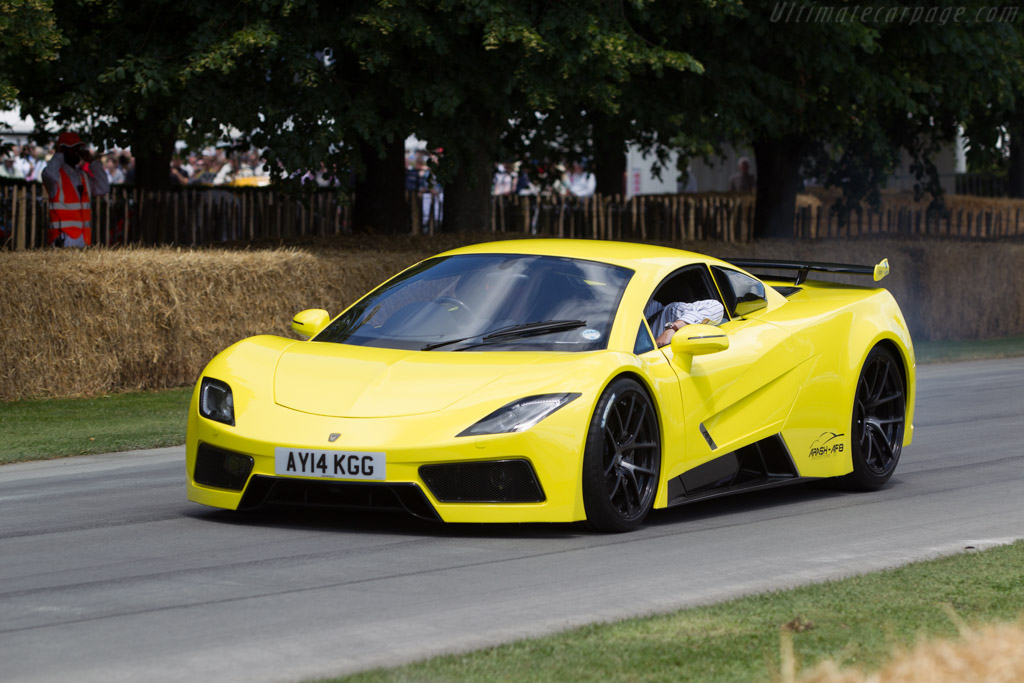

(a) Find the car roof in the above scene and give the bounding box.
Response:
[437,239,736,275]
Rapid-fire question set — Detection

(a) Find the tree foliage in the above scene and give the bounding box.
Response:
[0,0,61,105]
[626,1,1022,234]
[4,0,1023,233]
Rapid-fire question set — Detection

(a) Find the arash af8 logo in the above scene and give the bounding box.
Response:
[808,431,845,458]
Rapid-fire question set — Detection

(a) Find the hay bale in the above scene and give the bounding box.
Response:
[2,236,1022,400]
[0,246,433,401]
[800,620,1024,683]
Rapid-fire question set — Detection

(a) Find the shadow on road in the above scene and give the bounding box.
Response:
[183,504,584,540]
[182,477,889,541]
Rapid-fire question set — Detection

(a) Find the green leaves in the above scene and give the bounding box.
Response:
[0,0,62,104]
[7,0,1020,214]
[183,23,280,77]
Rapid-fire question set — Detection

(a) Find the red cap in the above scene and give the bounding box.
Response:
[57,132,84,148]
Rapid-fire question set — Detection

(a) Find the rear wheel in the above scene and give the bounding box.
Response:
[582,378,661,532]
[839,345,906,490]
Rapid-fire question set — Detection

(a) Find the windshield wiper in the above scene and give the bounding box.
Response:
[482,319,587,341]
[422,334,479,351]
[421,319,587,351]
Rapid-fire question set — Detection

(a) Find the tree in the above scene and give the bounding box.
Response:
[332,1,700,232]
[0,0,60,107]
[9,1,700,233]
[627,1,1022,237]
[962,18,1024,198]
[13,0,290,188]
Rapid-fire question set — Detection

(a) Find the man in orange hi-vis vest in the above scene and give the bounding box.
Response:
[41,132,110,247]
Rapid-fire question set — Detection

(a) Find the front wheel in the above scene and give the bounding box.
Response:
[838,345,906,490]
[582,378,661,532]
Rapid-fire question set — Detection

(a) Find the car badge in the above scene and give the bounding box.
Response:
[328,433,341,442]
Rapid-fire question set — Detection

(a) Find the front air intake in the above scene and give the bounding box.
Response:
[193,443,254,491]
[419,459,545,503]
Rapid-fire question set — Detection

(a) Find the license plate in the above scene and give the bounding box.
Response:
[274,447,386,481]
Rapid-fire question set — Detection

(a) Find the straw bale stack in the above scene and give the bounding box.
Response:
[799,620,1024,683]
[2,236,1022,401]
[806,188,1024,215]
[0,246,433,401]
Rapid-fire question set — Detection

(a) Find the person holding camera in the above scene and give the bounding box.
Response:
[41,131,110,247]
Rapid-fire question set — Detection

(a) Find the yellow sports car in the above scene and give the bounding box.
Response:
[186,240,914,532]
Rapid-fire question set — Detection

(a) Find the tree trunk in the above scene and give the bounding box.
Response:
[132,135,175,190]
[594,133,626,196]
[353,138,407,234]
[442,139,495,233]
[1008,124,1024,199]
[753,136,805,239]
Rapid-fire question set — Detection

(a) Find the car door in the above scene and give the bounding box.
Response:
[655,265,810,479]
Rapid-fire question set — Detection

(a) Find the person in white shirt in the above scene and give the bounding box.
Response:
[566,161,596,197]
[644,299,726,347]
[12,146,33,179]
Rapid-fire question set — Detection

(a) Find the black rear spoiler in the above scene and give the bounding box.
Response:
[727,258,890,286]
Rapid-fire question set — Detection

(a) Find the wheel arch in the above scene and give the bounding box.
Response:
[874,337,909,398]
[606,369,665,444]
[579,369,665,531]
[854,332,915,448]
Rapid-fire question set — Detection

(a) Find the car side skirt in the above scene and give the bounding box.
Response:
[666,434,815,506]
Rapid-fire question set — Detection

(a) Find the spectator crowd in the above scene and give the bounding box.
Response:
[0,142,271,187]
[4,140,756,201]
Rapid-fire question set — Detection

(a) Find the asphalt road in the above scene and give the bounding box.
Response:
[2,357,1023,683]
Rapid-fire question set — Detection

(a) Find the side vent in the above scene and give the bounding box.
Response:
[699,423,718,450]
[666,435,800,506]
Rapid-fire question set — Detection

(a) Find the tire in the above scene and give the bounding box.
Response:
[838,345,906,490]
[582,377,661,532]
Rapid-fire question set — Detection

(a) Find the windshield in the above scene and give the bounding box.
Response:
[315,253,633,351]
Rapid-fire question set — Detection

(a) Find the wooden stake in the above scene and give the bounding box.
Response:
[14,186,25,250]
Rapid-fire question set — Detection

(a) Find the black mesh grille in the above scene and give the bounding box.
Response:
[419,460,545,503]
[238,476,440,521]
[193,443,254,491]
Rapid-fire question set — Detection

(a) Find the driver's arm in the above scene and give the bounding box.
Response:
[655,299,725,346]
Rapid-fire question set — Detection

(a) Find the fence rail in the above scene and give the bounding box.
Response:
[0,184,355,249]
[3,183,1024,249]
[955,173,1010,198]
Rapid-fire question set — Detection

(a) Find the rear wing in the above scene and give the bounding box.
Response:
[727,258,890,286]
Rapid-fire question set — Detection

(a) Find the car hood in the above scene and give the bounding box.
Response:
[273,342,557,418]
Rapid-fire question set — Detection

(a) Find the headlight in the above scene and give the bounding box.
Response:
[199,378,235,426]
[457,393,581,437]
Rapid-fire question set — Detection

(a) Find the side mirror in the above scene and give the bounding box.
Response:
[670,323,729,357]
[291,309,330,339]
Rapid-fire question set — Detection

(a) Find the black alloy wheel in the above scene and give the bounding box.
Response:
[582,377,661,532]
[840,345,906,490]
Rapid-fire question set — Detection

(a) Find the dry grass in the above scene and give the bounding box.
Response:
[807,188,1024,214]
[798,618,1024,683]
[0,245,435,401]
[2,235,1022,401]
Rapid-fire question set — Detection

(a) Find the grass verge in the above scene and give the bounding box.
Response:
[323,541,1024,683]
[0,387,192,464]
[914,334,1024,364]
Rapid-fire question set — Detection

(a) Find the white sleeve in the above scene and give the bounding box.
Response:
[669,299,726,325]
[690,299,725,324]
[41,152,64,196]
[87,159,110,196]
